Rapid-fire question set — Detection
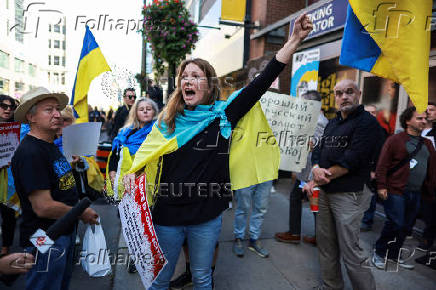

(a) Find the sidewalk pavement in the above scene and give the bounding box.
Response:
[113,179,436,290]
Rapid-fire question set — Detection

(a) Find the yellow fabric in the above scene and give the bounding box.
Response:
[106,147,134,200]
[349,0,431,113]
[83,156,105,192]
[129,126,178,205]
[0,168,7,204]
[221,0,246,22]
[230,102,280,190]
[73,47,111,123]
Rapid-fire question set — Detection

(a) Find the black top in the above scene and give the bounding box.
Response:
[110,105,130,140]
[152,56,286,226]
[314,105,380,193]
[11,135,79,247]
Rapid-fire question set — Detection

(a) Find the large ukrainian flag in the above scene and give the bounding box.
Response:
[71,26,111,122]
[340,1,432,112]
[128,90,280,204]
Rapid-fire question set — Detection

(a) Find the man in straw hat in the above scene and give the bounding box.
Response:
[11,87,99,290]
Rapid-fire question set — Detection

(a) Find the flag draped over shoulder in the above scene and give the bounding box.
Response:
[339,1,432,112]
[128,89,280,205]
[71,26,111,123]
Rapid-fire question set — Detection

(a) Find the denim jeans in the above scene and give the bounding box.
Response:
[233,181,272,240]
[362,192,377,226]
[375,191,421,260]
[150,215,222,290]
[25,231,76,290]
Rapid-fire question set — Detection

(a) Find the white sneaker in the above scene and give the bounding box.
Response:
[75,234,80,245]
[388,258,415,270]
[271,186,277,193]
[372,253,386,270]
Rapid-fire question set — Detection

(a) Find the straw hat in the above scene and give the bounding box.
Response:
[14,87,69,123]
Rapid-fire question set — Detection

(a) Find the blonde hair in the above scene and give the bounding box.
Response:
[61,105,76,122]
[158,58,220,134]
[123,98,158,130]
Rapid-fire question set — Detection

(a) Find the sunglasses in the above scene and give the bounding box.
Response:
[0,103,16,110]
[125,95,136,100]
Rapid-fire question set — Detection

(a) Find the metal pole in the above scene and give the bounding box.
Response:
[141,0,148,96]
[243,0,252,67]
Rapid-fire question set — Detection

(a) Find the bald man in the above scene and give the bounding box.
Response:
[304,80,377,289]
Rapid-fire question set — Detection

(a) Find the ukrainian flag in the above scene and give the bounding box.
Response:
[71,26,111,123]
[128,90,280,204]
[340,1,432,112]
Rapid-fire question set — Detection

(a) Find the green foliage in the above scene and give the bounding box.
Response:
[143,0,199,78]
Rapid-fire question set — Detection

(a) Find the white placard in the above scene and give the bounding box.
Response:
[260,91,321,172]
[0,122,20,168]
[62,122,101,161]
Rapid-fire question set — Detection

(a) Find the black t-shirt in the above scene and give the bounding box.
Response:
[11,135,79,247]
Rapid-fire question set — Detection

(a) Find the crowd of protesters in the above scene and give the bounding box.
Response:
[0,12,435,290]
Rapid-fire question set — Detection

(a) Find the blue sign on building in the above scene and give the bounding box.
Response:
[289,0,348,40]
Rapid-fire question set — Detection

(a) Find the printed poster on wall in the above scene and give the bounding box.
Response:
[260,92,321,172]
[290,48,320,98]
[0,122,21,168]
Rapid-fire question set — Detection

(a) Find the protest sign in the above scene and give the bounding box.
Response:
[290,48,320,98]
[0,122,20,168]
[118,174,166,289]
[260,92,321,172]
[62,122,101,162]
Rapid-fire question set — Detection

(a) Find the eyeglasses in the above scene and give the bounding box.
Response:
[0,103,16,110]
[334,88,355,97]
[125,95,136,100]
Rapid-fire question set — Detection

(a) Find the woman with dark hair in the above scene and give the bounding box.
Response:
[123,14,313,290]
[0,94,18,257]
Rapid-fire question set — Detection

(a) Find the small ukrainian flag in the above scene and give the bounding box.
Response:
[71,26,111,123]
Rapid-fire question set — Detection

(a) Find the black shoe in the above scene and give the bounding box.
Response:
[128,262,137,273]
[170,271,193,289]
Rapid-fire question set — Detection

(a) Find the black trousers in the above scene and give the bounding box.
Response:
[0,203,16,247]
[289,179,317,235]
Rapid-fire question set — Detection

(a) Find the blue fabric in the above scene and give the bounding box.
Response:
[20,124,30,141]
[157,89,243,146]
[233,181,272,240]
[112,121,155,155]
[25,231,76,290]
[339,4,381,71]
[375,191,421,260]
[150,215,222,290]
[54,136,63,154]
[6,167,15,200]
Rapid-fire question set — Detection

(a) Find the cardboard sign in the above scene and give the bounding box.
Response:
[260,92,321,172]
[118,174,167,289]
[0,122,21,168]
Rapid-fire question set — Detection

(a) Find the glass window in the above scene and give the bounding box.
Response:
[54,73,59,85]
[54,56,60,65]
[48,39,51,48]
[62,40,66,50]
[62,56,65,67]
[0,50,9,69]
[54,40,60,48]
[48,55,51,65]
[47,72,50,83]
[28,63,36,77]
[14,58,24,73]
[15,81,24,91]
[0,77,10,95]
[54,24,60,33]
[61,73,65,85]
[62,25,66,34]
[49,24,51,32]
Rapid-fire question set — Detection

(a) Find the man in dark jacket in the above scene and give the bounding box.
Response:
[304,79,377,290]
[372,106,436,270]
[110,88,136,141]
